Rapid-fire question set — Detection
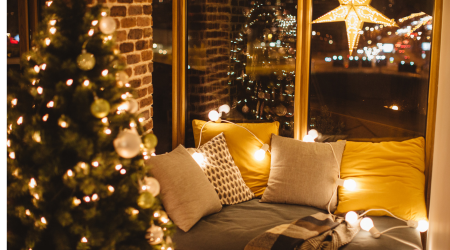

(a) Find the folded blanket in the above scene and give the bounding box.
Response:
[245,213,360,250]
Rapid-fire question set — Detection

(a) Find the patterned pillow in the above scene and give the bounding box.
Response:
[195,133,254,205]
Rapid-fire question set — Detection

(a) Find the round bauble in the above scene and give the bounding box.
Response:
[141,177,160,197]
[285,85,294,95]
[146,225,164,245]
[116,71,129,87]
[99,17,117,35]
[242,104,249,114]
[113,129,141,158]
[275,104,287,116]
[153,210,170,224]
[137,191,154,209]
[77,50,96,71]
[143,133,158,149]
[127,99,139,113]
[90,99,110,118]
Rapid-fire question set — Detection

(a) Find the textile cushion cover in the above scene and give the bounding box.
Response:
[192,119,280,197]
[335,137,427,221]
[261,134,346,211]
[147,145,222,232]
[196,133,254,205]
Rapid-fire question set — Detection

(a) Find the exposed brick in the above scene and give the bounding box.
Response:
[135,41,148,51]
[141,50,153,61]
[114,19,120,29]
[134,64,148,75]
[137,17,151,27]
[143,76,152,85]
[127,54,141,64]
[134,0,147,3]
[120,43,134,53]
[140,96,153,108]
[118,0,132,3]
[148,62,153,73]
[148,85,153,94]
[128,29,143,39]
[143,28,153,38]
[110,6,126,16]
[125,68,133,77]
[121,18,137,28]
[138,88,148,98]
[116,30,127,42]
[130,79,141,88]
[128,6,143,15]
[143,5,152,14]
[140,110,150,120]
[143,119,153,132]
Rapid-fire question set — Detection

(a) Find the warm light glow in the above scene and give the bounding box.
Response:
[81,237,88,243]
[132,209,139,215]
[92,193,99,201]
[345,211,358,224]
[391,105,399,111]
[83,80,90,86]
[47,101,54,108]
[104,128,112,134]
[139,117,145,123]
[7,140,10,147]
[344,179,356,191]
[254,149,266,161]
[92,161,99,167]
[108,185,115,192]
[130,122,136,128]
[49,19,57,25]
[45,38,51,46]
[120,169,126,175]
[101,12,107,16]
[360,217,374,231]
[25,209,31,216]
[34,65,40,73]
[308,129,319,139]
[88,29,94,36]
[9,152,15,159]
[50,27,56,34]
[84,196,91,202]
[208,110,220,121]
[41,217,47,224]
[302,135,315,142]
[102,69,108,76]
[73,198,81,206]
[37,87,43,94]
[43,114,49,121]
[92,20,99,26]
[417,220,429,232]
[115,164,122,171]
[33,132,41,142]
[102,117,108,124]
[192,152,206,166]
[33,193,39,200]
[125,83,131,87]
[66,79,73,86]
[29,178,37,188]
[67,170,73,177]
[41,64,47,70]
[17,116,23,125]
[218,104,231,114]
[46,1,53,7]
[313,0,397,55]
[11,98,18,106]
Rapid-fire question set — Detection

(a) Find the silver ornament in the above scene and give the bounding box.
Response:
[99,17,117,35]
[140,177,160,197]
[116,71,129,87]
[113,129,141,158]
[126,99,139,113]
[146,225,164,245]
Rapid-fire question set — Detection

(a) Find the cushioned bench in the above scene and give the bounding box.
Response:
[173,199,422,250]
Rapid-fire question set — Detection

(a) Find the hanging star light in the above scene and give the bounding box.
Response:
[312,0,398,55]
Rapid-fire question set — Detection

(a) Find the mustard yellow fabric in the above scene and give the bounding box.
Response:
[192,120,279,197]
[335,137,427,221]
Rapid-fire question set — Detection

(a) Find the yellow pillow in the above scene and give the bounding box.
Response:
[335,137,427,221]
[192,119,279,197]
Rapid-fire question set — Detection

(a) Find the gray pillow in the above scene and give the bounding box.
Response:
[147,145,222,232]
[260,134,346,212]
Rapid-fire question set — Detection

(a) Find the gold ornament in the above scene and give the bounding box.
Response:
[143,133,158,149]
[137,192,155,209]
[90,99,110,118]
[77,49,96,71]
[312,0,397,55]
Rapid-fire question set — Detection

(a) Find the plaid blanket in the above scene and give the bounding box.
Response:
[245,213,361,250]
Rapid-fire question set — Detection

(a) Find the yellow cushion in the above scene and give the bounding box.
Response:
[335,137,427,221]
[192,120,279,197]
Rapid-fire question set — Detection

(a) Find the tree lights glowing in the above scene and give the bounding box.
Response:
[312,0,398,55]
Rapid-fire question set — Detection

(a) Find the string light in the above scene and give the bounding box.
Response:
[101,117,108,124]
[104,128,111,134]
[9,152,15,159]
[49,19,56,25]
[88,29,94,36]
[101,12,107,16]
[125,83,131,87]
[49,27,56,34]
[92,194,99,201]
[37,87,43,94]
[73,197,81,206]
[130,122,136,128]
[32,79,36,85]
[47,101,54,108]
[17,116,23,125]
[43,114,49,121]
[139,117,145,123]
[25,209,31,216]
[29,178,37,188]
[120,169,126,175]
[34,65,40,73]
[45,38,51,46]
[27,56,31,61]
[84,196,91,202]
[132,209,139,215]
[92,161,99,167]
[102,69,109,76]
[46,1,53,7]
[81,237,88,243]
[83,80,90,86]
[108,185,115,192]
[33,193,39,200]
[115,164,122,170]
[11,98,18,106]
[33,132,41,142]
[41,64,47,70]
[7,140,10,147]
[67,170,74,177]
[66,79,73,86]
[41,217,47,224]
[92,20,98,26]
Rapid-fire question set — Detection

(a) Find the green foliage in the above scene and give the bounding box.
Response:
[7,1,176,249]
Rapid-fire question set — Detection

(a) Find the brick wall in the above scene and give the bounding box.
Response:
[89,0,154,132]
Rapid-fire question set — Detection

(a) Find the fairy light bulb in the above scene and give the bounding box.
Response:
[92,20,98,26]
[45,38,51,46]
[115,164,122,171]
[83,80,90,86]
[84,196,91,202]
[66,79,73,86]
[208,110,220,122]
[92,161,99,167]
[254,144,269,161]
[120,169,126,175]
[33,193,39,200]
[41,217,47,224]
[102,117,108,124]
[218,104,231,114]
[139,117,145,123]
[337,179,357,191]
[43,114,49,121]
[308,129,319,139]
[360,217,380,238]
[50,27,56,34]
[132,209,139,215]
[92,193,98,201]
[33,132,41,142]
[41,64,46,70]
[192,152,206,166]
[29,178,37,188]
[34,65,40,73]
[81,237,88,243]
[37,87,43,94]
[345,211,358,225]
[407,220,429,232]
[302,134,315,142]
[17,116,23,125]
[67,170,73,177]
[88,29,94,36]
[46,1,53,7]
[73,197,81,206]
[7,140,11,147]
[104,128,111,134]
[11,98,18,106]
[9,152,15,159]
[101,12,107,16]
[47,101,54,108]
[108,186,115,193]
[25,209,31,216]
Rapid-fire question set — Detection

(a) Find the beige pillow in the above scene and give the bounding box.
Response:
[147,145,222,232]
[260,135,346,212]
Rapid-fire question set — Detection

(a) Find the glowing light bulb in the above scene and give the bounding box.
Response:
[46,1,53,7]
[308,129,319,139]
[25,209,31,216]
[218,104,231,114]
[43,114,49,121]
[11,98,18,106]
[81,237,88,243]
[84,196,91,202]
[92,193,98,201]
[343,179,356,191]
[29,178,37,188]
[108,185,115,192]
[34,65,40,73]
[115,164,122,170]
[120,169,126,175]
[139,117,145,123]
[41,217,47,224]
[208,110,220,121]
[50,27,56,34]
[7,140,10,147]
[88,29,94,36]
[73,198,81,206]
[101,12,107,17]
[41,64,47,70]
[132,209,139,215]
[254,144,269,161]
[47,101,54,108]
[49,20,56,25]
[360,217,374,231]
[102,117,108,124]
[37,87,43,94]
[67,170,73,177]
[92,161,99,167]
[92,20,98,26]
[33,193,39,200]
[102,69,108,76]
[45,38,51,46]
[302,134,315,142]
[104,128,111,134]
[345,211,358,225]
[9,152,15,159]
[192,152,206,166]
[83,80,90,86]
[17,116,23,125]
[417,220,429,232]
[66,79,73,86]
[391,105,399,111]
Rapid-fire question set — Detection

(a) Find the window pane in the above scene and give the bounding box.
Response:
[308,0,435,141]
[152,0,173,154]
[186,0,298,146]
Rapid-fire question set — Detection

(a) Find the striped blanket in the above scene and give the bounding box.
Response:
[245,213,360,250]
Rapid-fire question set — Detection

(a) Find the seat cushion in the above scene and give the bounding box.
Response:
[173,199,422,250]
[192,119,280,197]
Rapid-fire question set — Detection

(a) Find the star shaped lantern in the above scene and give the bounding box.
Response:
[312,0,398,55]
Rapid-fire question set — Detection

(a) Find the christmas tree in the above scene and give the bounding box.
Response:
[7,1,175,249]
[229,1,297,137]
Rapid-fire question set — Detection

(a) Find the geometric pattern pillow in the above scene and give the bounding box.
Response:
[196,133,254,205]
